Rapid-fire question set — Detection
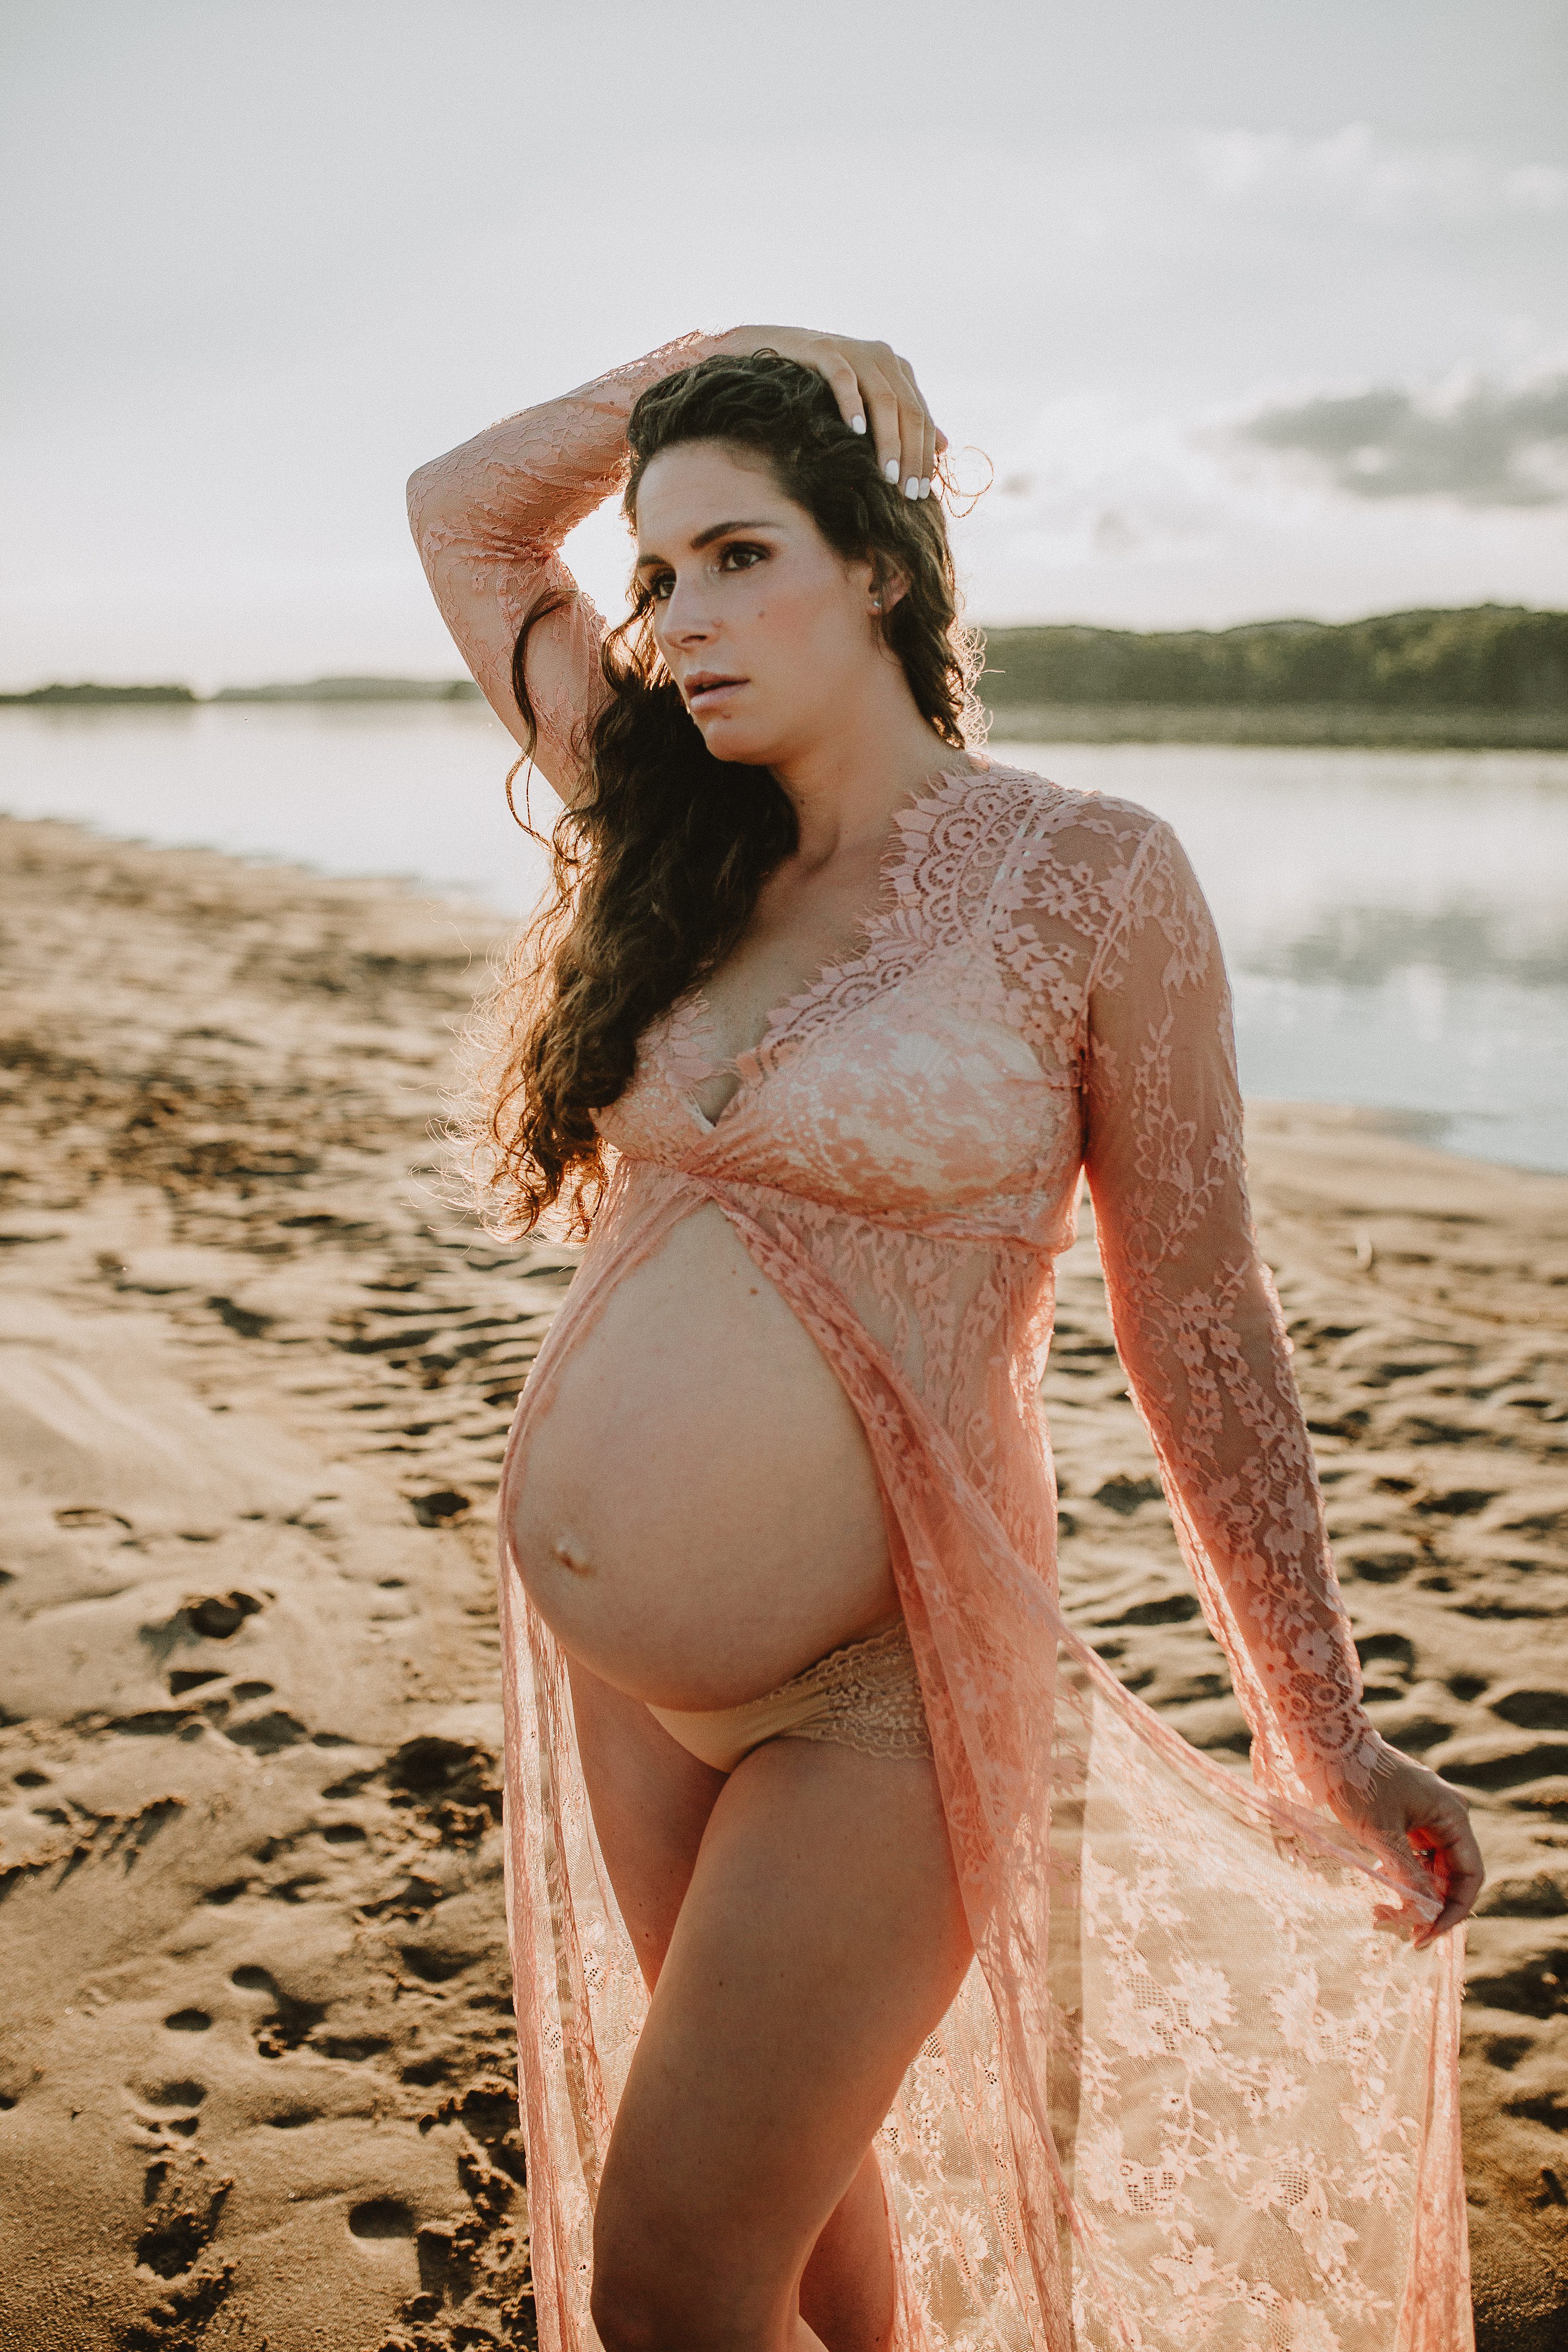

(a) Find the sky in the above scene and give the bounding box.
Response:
[2,0,1565,691]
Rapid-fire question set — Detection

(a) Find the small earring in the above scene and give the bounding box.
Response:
[871,596,883,612]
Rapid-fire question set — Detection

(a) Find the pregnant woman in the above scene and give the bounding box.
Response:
[409,328,1482,2352]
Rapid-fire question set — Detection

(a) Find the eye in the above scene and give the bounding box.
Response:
[719,541,767,572]
[645,570,675,603]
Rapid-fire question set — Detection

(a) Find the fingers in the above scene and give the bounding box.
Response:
[860,368,906,489]
[745,331,947,497]
[1413,1818,1486,1947]
[1416,1856,1483,1944]
[886,354,927,502]
[1340,1748,1487,1949]
[816,338,942,500]
[1406,1785,1486,1947]
[886,351,939,499]
[816,351,869,439]
[896,354,938,495]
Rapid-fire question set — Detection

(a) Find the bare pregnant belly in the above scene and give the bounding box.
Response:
[509,1204,896,1710]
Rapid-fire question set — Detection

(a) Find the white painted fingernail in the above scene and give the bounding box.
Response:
[851,414,866,433]
[920,478,931,498]
[884,457,900,481]
[905,476,919,499]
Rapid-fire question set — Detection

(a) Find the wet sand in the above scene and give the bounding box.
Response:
[2,815,1565,2349]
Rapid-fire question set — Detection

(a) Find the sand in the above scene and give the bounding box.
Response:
[1,814,1564,2351]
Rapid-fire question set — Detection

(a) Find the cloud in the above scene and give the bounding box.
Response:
[1237,376,1568,507]
[951,370,1568,627]
[1192,123,1568,225]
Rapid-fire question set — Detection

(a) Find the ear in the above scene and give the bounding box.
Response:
[866,557,910,619]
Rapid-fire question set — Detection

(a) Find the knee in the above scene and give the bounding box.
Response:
[590,2241,773,2352]
[587,2276,661,2352]
[589,2277,713,2352]
[590,2291,671,2352]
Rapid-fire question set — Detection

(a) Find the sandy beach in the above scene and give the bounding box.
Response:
[2,814,1565,2352]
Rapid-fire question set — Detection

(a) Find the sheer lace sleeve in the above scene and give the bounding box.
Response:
[406,331,716,799]
[1081,814,1386,1811]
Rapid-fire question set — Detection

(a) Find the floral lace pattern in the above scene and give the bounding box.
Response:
[652,1620,935,1768]
[413,345,1470,2352]
[407,330,713,775]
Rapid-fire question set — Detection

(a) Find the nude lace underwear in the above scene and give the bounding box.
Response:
[647,1621,933,1774]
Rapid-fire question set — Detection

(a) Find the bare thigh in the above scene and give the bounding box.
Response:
[587,1724,973,2352]
[570,1661,917,2350]
[569,1654,727,1990]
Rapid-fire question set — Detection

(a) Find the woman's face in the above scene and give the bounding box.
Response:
[633,440,888,766]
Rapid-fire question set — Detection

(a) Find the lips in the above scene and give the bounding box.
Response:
[684,673,747,710]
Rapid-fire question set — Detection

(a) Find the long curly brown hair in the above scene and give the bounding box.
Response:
[457,349,983,1239]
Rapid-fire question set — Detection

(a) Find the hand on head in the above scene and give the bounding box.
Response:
[715,326,946,504]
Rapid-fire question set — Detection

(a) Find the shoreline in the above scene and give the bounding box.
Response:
[1,821,1565,2346]
[7,688,1568,752]
[3,802,1561,1187]
[983,700,1568,750]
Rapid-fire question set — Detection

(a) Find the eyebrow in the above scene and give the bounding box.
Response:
[634,518,780,570]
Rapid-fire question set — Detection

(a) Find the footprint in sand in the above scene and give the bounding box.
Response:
[135,2151,230,2279]
[348,2197,414,2241]
[1491,1688,1568,1732]
[184,1591,265,1640]
[224,1707,310,1755]
[229,1964,325,2057]
[131,2078,207,2141]
[1354,1631,1417,1693]
[409,1489,470,1528]
[313,2033,392,2061]
[202,1878,251,1907]
[140,1588,267,1668]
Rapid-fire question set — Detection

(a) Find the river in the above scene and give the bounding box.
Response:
[4,701,1565,1174]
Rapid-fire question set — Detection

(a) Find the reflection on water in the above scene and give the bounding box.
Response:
[4,708,1567,1175]
[0,699,548,909]
[977,738,1568,1177]
[1251,902,1568,990]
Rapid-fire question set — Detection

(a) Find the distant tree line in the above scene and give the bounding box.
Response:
[6,609,1565,719]
[0,677,479,707]
[978,605,1568,712]
[0,682,198,706]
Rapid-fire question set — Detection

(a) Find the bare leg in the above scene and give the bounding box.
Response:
[569,1653,727,1991]
[797,2151,895,2352]
[587,1731,973,2352]
[568,1660,915,2345]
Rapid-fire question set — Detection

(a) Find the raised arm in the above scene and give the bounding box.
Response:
[406,331,717,799]
[1081,817,1384,1807]
[407,327,949,804]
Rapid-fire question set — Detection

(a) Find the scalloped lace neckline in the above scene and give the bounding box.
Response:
[676,761,992,1134]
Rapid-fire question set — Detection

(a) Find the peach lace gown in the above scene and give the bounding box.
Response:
[411,338,1470,2352]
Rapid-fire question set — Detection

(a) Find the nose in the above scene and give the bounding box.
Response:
[656,570,717,645]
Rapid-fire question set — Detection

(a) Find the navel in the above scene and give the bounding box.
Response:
[551,1532,596,1579]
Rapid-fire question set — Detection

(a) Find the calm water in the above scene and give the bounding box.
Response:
[4,702,1566,1175]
